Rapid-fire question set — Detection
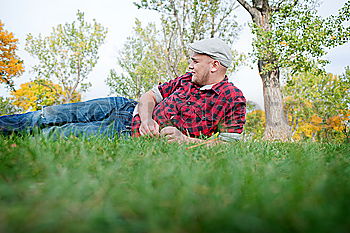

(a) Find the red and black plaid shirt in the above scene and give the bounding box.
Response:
[131,72,246,138]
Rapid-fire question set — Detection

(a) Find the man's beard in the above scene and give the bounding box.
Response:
[192,71,210,86]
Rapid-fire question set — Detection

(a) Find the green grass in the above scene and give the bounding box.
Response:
[0,135,349,233]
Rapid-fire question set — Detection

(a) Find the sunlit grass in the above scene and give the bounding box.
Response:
[0,135,349,233]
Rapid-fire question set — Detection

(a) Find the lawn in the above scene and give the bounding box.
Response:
[0,135,349,233]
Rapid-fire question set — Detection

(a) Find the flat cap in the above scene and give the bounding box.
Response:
[188,38,232,68]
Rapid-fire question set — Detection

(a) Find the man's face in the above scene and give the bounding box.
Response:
[188,52,214,86]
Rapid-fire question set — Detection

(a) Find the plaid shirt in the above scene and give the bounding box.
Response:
[131,72,246,138]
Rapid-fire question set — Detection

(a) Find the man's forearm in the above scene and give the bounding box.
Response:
[138,91,157,122]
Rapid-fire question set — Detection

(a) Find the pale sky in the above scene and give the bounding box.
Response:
[1,0,349,109]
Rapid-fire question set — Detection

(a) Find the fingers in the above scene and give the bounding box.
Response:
[139,125,150,136]
[160,126,176,136]
[164,134,177,143]
[140,123,185,143]
[148,121,160,136]
[140,125,155,136]
[160,127,187,143]
[153,121,160,135]
[140,120,160,137]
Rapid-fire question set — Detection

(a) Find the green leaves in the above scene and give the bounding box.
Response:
[25,10,107,103]
[109,0,244,98]
[106,19,174,99]
[0,97,19,116]
[251,0,350,74]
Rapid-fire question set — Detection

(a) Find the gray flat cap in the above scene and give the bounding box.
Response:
[188,38,232,68]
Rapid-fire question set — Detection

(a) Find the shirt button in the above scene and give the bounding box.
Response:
[187,101,192,105]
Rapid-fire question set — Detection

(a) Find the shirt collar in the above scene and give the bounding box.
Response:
[187,72,229,94]
[200,76,229,95]
[199,84,214,90]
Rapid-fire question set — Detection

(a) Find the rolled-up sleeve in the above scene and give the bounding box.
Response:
[151,86,163,104]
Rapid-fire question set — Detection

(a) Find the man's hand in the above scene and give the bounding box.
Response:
[160,126,189,143]
[140,119,160,137]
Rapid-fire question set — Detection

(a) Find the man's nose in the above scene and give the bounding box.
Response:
[188,62,194,70]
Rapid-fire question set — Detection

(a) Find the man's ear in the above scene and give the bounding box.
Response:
[210,60,221,72]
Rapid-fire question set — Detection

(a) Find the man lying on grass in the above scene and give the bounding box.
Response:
[0,38,246,143]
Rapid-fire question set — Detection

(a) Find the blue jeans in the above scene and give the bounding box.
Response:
[0,97,137,138]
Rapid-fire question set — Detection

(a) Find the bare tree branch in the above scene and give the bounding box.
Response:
[68,57,81,103]
[214,2,239,37]
[169,0,188,57]
[0,76,15,92]
[237,0,255,16]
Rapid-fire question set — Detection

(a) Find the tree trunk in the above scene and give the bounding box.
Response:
[259,62,291,140]
[237,0,291,140]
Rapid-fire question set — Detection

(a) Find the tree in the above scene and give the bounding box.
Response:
[0,21,24,91]
[25,10,107,103]
[135,0,242,75]
[237,0,350,140]
[10,79,81,112]
[106,20,175,99]
[283,69,350,142]
[107,0,244,98]
[0,97,19,116]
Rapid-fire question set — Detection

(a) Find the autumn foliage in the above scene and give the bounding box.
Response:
[0,21,24,90]
[283,71,350,142]
[244,69,350,142]
[11,80,81,112]
[244,110,266,140]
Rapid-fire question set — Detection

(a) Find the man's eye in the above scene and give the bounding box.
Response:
[189,58,198,64]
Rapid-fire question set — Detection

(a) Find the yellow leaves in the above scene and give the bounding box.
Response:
[10,80,81,112]
[298,123,314,138]
[283,70,350,142]
[304,100,313,109]
[0,20,24,87]
[292,121,322,141]
[244,110,266,140]
[326,115,341,126]
[279,41,288,46]
[326,115,347,132]
[249,110,266,121]
[284,96,293,102]
[290,113,348,141]
[310,115,323,124]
